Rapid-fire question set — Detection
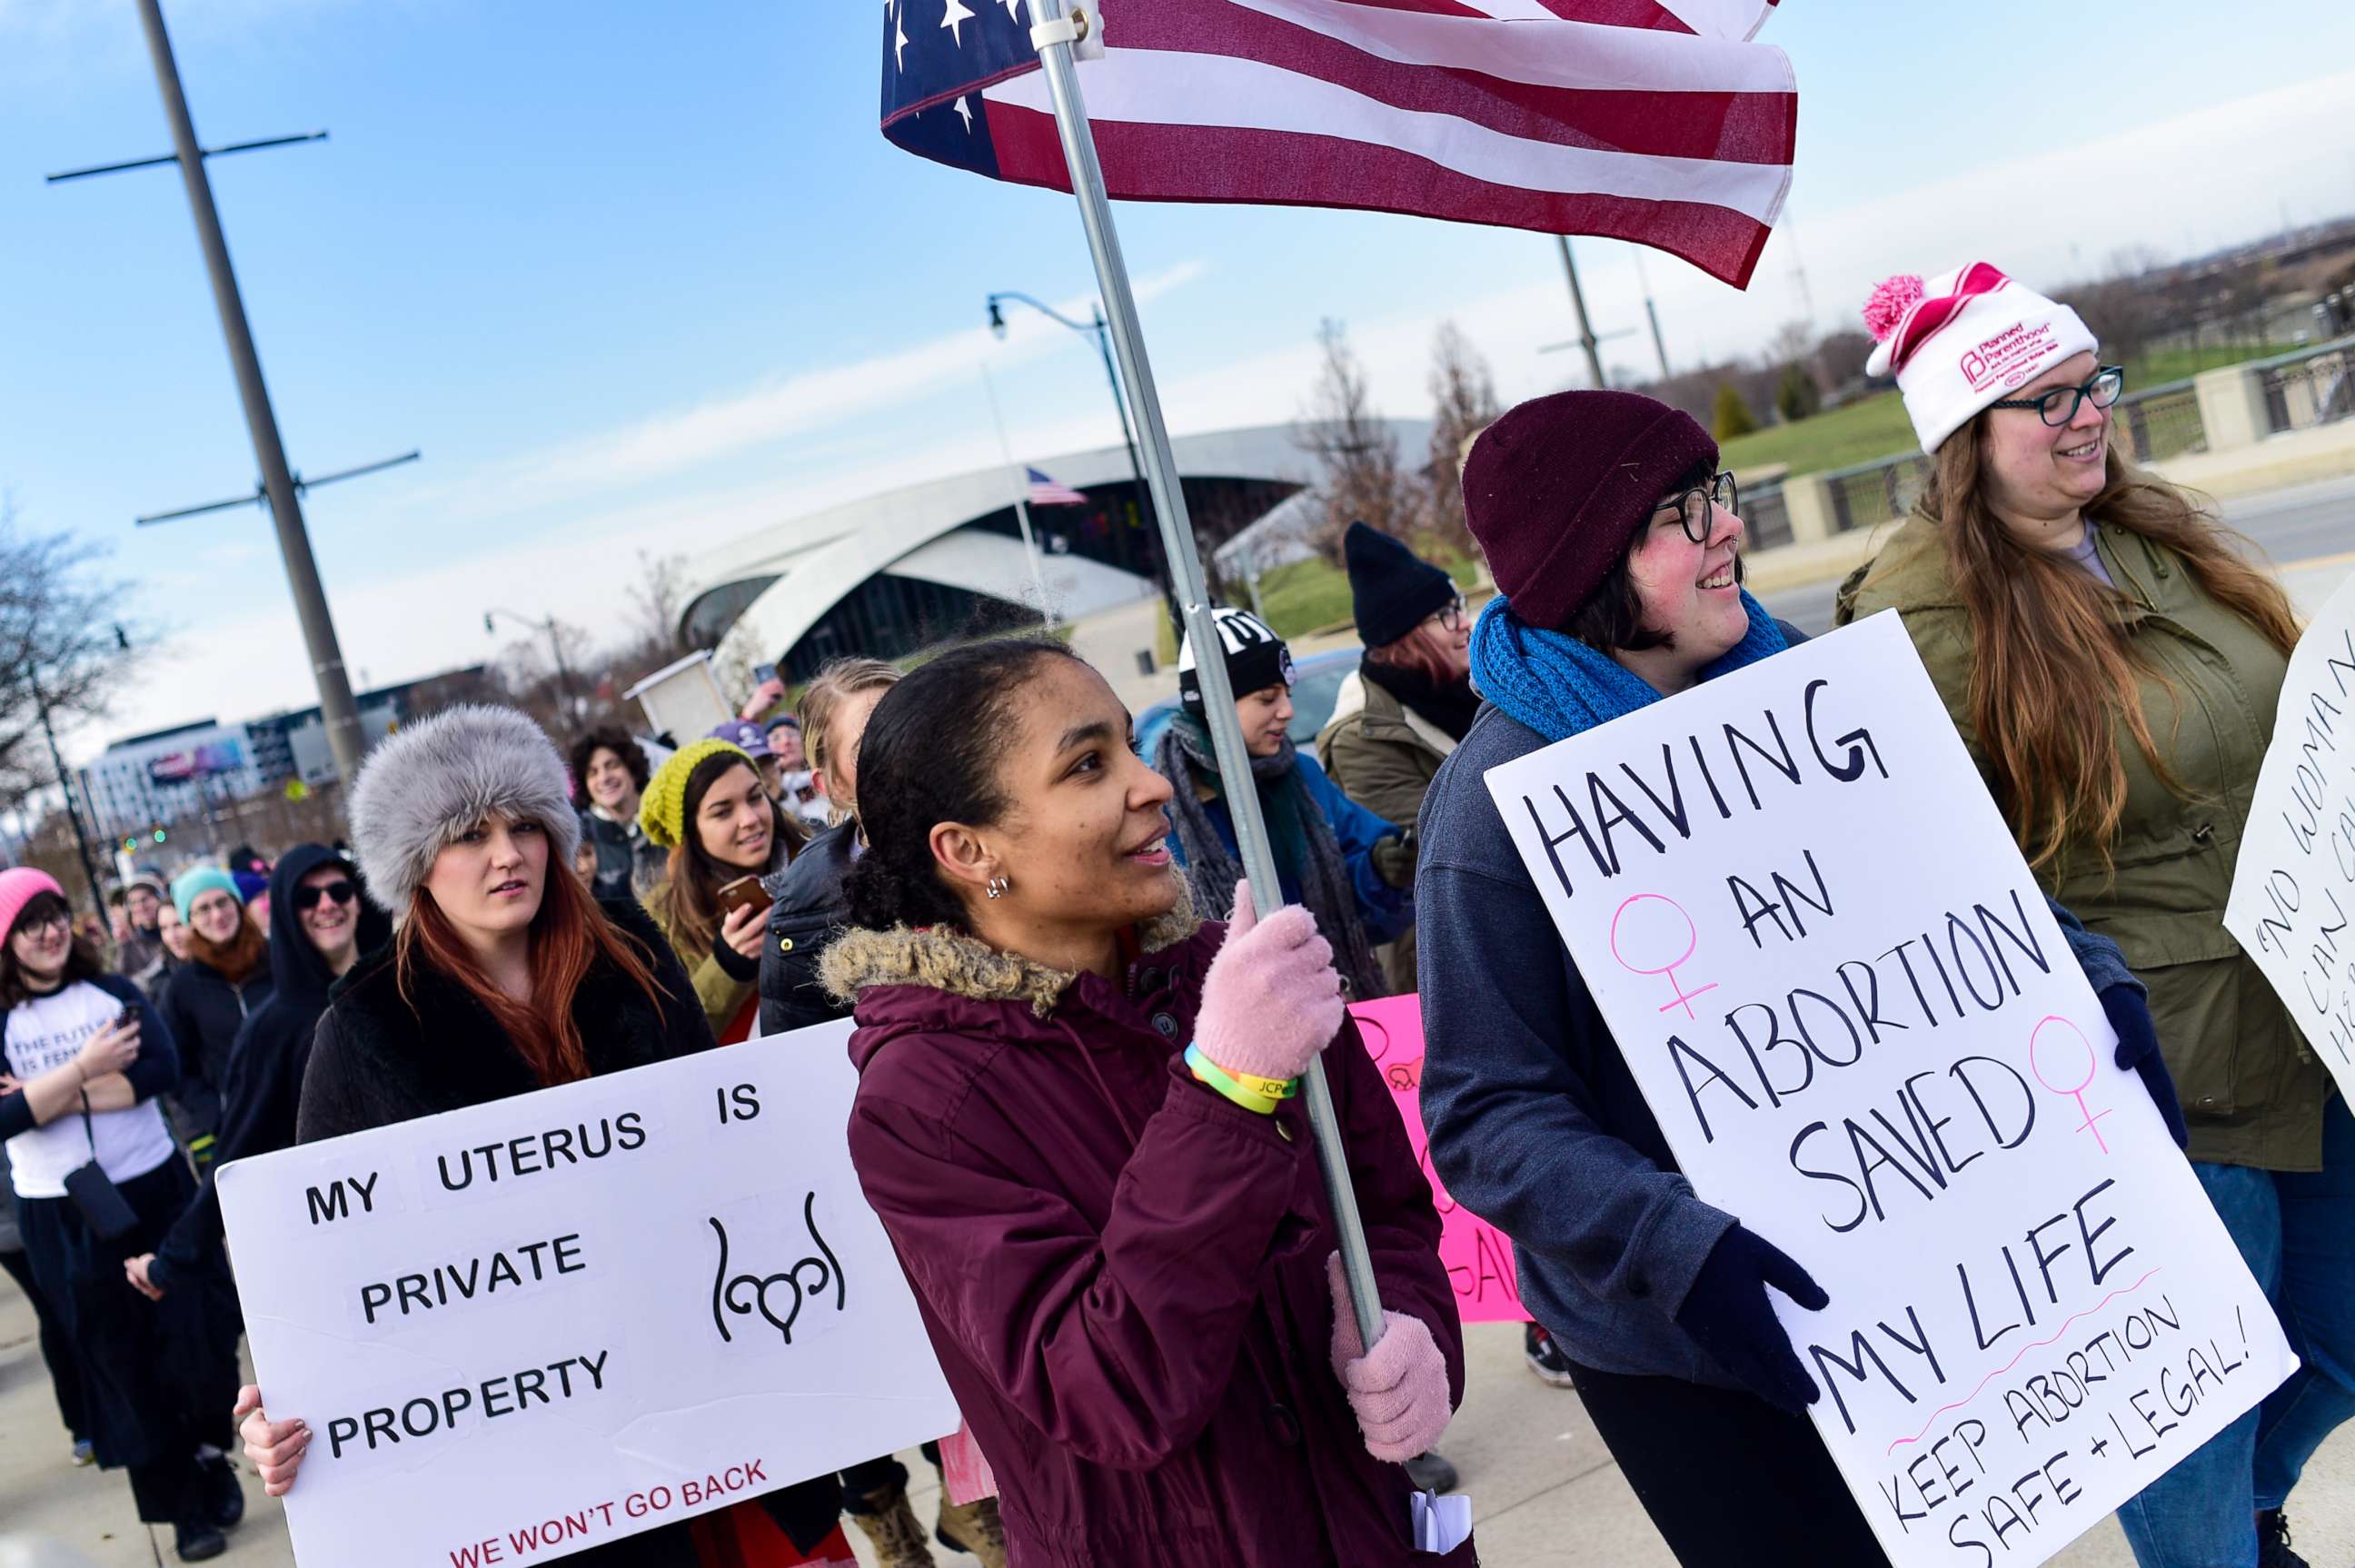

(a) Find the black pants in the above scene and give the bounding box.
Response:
[1570,1360,1893,1567]
[16,1158,234,1524]
[2,1244,88,1440]
[840,1441,945,1513]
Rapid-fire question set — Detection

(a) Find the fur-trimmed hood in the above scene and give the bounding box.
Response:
[348,704,581,919]
[821,883,1200,1020]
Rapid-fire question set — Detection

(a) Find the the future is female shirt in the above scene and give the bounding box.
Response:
[4,980,176,1198]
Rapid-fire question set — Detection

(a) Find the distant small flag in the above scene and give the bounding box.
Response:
[1026,467,1089,507]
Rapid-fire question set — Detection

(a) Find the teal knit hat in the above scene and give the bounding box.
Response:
[171,866,243,922]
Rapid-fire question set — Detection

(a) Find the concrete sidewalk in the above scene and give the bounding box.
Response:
[5,1275,2346,1567]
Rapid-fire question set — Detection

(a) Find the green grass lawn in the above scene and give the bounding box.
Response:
[1716,341,2291,480]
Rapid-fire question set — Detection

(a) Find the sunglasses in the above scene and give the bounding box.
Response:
[292,880,357,912]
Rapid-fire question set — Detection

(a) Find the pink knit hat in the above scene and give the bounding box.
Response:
[1862,263,2098,454]
[0,868,66,942]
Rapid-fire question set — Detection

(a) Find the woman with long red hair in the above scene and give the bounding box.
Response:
[229,705,855,1568]
[1838,263,2348,1568]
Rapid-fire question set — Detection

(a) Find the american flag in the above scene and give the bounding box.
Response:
[880,1,1796,288]
[1025,466,1090,506]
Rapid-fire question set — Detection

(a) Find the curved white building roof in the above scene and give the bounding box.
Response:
[685,419,1434,679]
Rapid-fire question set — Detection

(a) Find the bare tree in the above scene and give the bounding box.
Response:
[1293,319,1421,561]
[622,551,693,667]
[1423,322,1501,563]
[0,500,143,820]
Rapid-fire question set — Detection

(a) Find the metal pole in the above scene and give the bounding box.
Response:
[1631,247,1671,380]
[134,0,366,785]
[1555,235,1607,390]
[1028,0,1385,1349]
[980,362,1058,630]
[36,694,106,917]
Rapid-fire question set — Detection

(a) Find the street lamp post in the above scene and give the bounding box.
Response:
[986,291,1179,634]
[486,610,580,719]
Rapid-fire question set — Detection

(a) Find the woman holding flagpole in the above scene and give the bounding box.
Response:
[1836,263,2350,1568]
[824,636,1474,1565]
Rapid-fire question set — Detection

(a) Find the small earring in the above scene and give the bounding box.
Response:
[985,874,1010,900]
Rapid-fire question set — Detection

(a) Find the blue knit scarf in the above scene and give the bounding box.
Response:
[1467,590,1789,743]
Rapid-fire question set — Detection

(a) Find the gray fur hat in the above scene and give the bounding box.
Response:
[348,704,581,919]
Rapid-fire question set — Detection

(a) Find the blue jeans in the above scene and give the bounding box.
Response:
[2118,1095,2355,1568]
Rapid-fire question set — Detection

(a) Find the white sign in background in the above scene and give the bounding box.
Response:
[2226,573,2355,1102]
[218,1021,960,1568]
[1484,612,2294,1568]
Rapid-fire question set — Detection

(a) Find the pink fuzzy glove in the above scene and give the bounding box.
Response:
[1326,1254,1455,1463]
[1194,878,1346,1085]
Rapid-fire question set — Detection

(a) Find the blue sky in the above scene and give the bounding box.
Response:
[2,0,2350,756]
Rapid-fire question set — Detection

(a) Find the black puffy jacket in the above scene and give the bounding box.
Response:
[756,820,858,1037]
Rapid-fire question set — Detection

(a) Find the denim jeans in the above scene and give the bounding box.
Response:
[2118,1095,2355,1568]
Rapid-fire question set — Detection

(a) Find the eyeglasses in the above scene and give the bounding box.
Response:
[1991,365,2125,426]
[292,880,357,912]
[1657,471,1739,544]
[1426,597,1467,634]
[16,910,69,938]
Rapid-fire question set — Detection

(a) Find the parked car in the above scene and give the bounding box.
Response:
[1134,647,1361,761]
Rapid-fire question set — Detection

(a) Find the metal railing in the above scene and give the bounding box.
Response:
[2258,334,2355,434]
[2115,380,2207,463]
[1740,483,1793,550]
[1825,453,1931,533]
[1816,376,2219,534]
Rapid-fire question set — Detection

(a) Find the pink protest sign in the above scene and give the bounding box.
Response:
[1349,993,1530,1325]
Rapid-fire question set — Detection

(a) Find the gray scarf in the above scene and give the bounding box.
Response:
[1154,716,1388,1001]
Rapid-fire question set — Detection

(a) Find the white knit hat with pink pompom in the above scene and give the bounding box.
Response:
[1860,263,2098,454]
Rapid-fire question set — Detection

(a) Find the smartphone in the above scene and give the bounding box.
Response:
[115,1007,138,1029]
[717,877,771,918]
[753,663,779,686]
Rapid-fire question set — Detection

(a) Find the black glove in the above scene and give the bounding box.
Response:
[1370,829,1417,890]
[710,928,760,984]
[2101,983,2190,1150]
[1674,1224,1829,1415]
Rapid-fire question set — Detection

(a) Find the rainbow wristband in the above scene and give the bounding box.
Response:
[1186,1044,1286,1116]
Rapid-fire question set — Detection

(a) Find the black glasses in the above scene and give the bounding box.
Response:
[16,910,69,938]
[1656,471,1738,544]
[1991,365,2124,426]
[1426,596,1467,633]
[292,880,356,912]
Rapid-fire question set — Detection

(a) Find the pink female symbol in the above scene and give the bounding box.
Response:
[1610,893,1719,1021]
[2029,1014,2114,1154]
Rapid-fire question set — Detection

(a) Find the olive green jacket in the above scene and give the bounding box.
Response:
[1317,670,1456,996]
[1837,512,2324,1171]
[648,888,758,1042]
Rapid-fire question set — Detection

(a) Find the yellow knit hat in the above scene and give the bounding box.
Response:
[638,739,752,849]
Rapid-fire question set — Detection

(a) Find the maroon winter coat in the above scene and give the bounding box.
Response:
[824,898,1477,1567]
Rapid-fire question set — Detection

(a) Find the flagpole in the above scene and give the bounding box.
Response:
[980,361,1058,630]
[1023,0,1385,1349]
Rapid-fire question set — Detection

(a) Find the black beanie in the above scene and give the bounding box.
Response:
[1345,521,1458,649]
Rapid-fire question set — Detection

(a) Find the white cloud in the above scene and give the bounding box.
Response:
[420,260,1210,524]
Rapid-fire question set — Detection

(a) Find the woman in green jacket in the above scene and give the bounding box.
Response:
[1837,262,2348,1568]
[640,738,806,1043]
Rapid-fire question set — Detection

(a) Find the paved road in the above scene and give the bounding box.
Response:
[1761,472,2355,634]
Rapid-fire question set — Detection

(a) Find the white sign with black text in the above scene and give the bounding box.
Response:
[1484,611,2294,1568]
[218,1020,959,1568]
[2226,573,2355,1101]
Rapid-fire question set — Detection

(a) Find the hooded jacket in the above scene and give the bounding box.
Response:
[1317,670,1460,995]
[756,820,858,1038]
[144,846,391,1295]
[825,898,1475,1568]
[293,893,844,1563]
[157,924,273,1152]
[1837,513,2318,1170]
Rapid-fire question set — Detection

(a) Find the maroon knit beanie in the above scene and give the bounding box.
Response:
[1461,390,1718,632]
